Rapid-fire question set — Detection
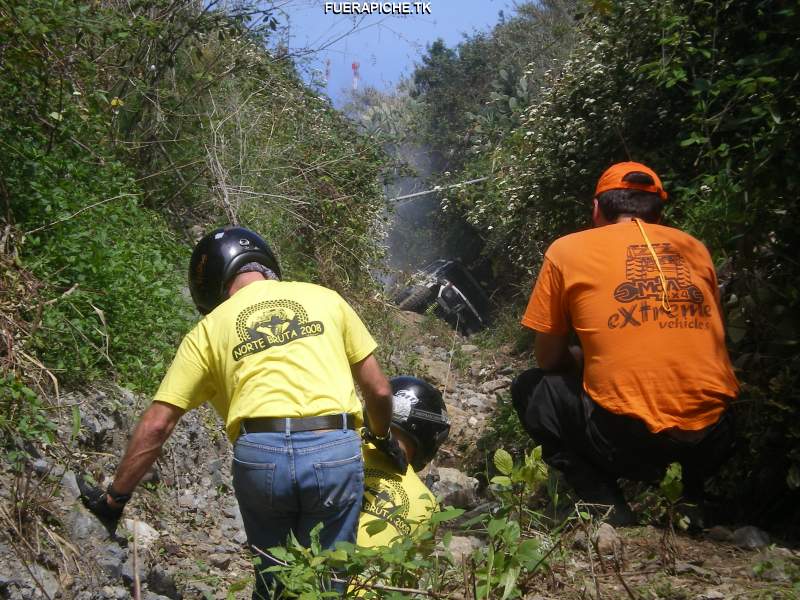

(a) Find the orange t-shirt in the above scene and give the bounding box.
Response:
[521,221,738,433]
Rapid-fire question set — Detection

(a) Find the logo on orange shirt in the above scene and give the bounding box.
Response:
[607,244,714,330]
[613,244,704,304]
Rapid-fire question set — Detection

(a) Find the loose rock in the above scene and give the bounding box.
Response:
[209,553,232,570]
[732,526,770,549]
[123,519,160,551]
[431,467,479,509]
[147,564,181,599]
[479,377,512,394]
[593,523,622,556]
[445,536,484,563]
[707,525,733,542]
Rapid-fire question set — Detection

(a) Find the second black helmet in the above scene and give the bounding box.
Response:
[390,376,450,471]
[189,226,281,314]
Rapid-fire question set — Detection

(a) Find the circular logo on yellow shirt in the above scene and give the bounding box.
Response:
[232,299,324,361]
[362,468,411,536]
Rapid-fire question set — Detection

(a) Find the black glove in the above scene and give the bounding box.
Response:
[363,429,408,473]
[77,475,125,537]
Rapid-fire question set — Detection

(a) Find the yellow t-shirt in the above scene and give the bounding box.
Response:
[357,444,437,547]
[522,221,738,433]
[154,279,377,442]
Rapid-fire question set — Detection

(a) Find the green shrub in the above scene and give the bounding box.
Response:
[0,375,55,466]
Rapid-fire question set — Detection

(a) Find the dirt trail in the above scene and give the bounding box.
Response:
[0,310,798,599]
[394,311,800,599]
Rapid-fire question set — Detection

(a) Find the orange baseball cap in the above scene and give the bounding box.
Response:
[594,161,668,201]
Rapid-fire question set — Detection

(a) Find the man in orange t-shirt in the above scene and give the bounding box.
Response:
[511,162,738,526]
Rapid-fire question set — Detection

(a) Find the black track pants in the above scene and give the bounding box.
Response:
[511,368,735,503]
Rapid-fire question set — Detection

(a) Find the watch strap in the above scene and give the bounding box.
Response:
[106,484,132,505]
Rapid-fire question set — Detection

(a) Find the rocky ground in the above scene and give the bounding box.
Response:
[1,310,798,599]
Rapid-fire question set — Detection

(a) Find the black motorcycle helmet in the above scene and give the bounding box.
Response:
[390,376,451,471]
[189,226,281,314]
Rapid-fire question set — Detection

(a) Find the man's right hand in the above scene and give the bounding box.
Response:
[77,476,124,536]
[363,429,408,473]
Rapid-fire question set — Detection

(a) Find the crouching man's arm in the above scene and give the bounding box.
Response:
[535,331,583,373]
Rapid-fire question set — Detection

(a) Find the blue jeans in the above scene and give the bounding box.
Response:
[232,426,364,599]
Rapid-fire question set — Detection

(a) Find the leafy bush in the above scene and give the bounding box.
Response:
[0,375,55,466]
[1,0,389,393]
[265,453,559,600]
[450,0,800,532]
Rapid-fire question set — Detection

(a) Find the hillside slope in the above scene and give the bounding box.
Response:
[2,311,797,599]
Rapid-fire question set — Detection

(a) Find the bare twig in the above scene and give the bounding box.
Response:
[388,177,490,205]
[42,283,79,306]
[442,313,460,405]
[132,523,142,600]
[613,560,638,600]
[0,506,54,600]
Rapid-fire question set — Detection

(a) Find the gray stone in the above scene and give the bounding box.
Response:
[222,503,243,527]
[122,519,160,551]
[115,386,137,408]
[444,535,484,563]
[233,530,249,545]
[707,525,733,542]
[182,581,215,598]
[61,471,81,500]
[66,505,111,543]
[147,564,181,599]
[178,493,196,509]
[698,589,726,599]
[732,525,770,549]
[0,572,13,591]
[100,586,128,599]
[121,557,137,586]
[460,344,479,355]
[209,553,232,569]
[31,458,50,475]
[29,564,59,598]
[593,523,622,556]
[80,408,117,447]
[97,543,128,579]
[425,360,456,391]
[479,377,511,394]
[462,394,490,410]
[208,458,227,488]
[431,467,479,509]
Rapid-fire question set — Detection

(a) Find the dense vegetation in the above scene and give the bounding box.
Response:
[404,0,800,532]
[0,0,387,401]
[1,0,799,596]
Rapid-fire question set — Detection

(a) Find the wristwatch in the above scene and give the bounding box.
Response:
[106,484,132,505]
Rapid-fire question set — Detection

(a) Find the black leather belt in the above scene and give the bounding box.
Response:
[241,413,357,434]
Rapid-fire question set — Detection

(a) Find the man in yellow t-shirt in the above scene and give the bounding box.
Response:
[357,376,450,548]
[511,162,738,526]
[78,227,408,599]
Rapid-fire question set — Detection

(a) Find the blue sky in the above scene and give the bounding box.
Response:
[272,0,518,105]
